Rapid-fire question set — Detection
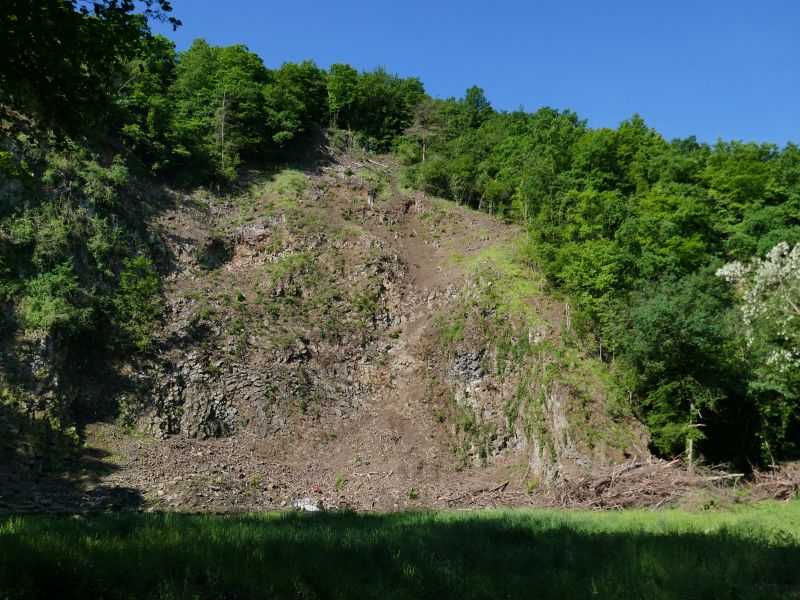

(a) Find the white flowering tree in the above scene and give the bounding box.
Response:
[717,241,800,458]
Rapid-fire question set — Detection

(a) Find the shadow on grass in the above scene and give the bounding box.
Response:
[1,510,798,599]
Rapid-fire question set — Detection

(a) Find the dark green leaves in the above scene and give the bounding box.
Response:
[401,99,800,463]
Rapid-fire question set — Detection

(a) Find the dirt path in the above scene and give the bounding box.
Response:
[245,162,522,509]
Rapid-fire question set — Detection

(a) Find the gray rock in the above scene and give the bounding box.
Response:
[453,350,486,382]
[292,498,322,511]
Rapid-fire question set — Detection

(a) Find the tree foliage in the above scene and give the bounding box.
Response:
[1,0,178,133]
[718,243,800,457]
[401,96,800,463]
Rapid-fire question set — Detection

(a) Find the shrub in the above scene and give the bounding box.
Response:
[113,256,161,352]
[23,263,91,333]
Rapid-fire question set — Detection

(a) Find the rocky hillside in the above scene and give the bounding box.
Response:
[1,145,647,512]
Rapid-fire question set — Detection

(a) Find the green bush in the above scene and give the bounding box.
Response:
[112,256,161,353]
[22,263,91,333]
[81,155,130,207]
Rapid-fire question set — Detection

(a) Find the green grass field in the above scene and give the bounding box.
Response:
[1,503,799,599]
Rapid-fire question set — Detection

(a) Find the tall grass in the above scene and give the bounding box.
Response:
[1,503,798,599]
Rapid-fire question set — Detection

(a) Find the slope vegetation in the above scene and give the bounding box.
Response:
[15,144,641,512]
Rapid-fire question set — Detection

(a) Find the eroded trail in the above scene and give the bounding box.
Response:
[297,171,516,507]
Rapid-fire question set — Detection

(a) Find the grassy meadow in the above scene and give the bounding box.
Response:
[1,503,799,599]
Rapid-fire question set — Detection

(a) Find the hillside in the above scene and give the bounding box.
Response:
[1,142,654,513]
[2,3,799,516]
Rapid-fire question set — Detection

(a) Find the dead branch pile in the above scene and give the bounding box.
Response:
[435,460,800,510]
[750,462,800,501]
[549,459,735,509]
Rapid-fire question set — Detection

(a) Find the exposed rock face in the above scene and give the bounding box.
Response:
[452,350,486,382]
[129,155,647,483]
[3,151,648,511]
[142,359,239,440]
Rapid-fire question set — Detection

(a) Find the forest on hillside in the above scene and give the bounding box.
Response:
[1,1,798,466]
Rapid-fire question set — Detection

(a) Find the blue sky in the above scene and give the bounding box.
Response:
[151,0,800,144]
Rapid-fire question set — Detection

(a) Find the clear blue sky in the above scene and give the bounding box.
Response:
[151,0,800,145]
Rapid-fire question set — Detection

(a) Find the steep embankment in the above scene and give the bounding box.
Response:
[4,147,647,512]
